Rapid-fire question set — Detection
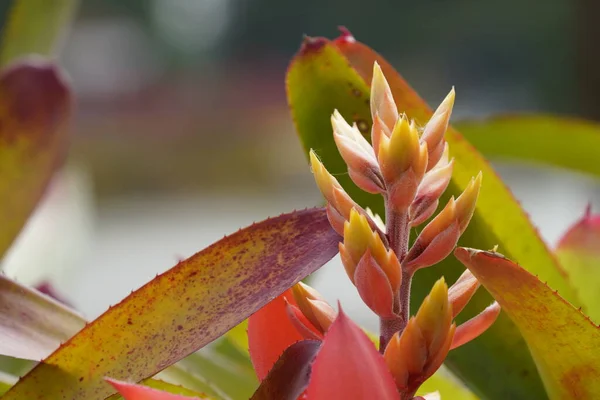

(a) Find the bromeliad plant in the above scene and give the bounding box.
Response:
[4,15,600,400]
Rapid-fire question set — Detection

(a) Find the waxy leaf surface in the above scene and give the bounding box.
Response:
[287,34,556,398]
[457,115,600,177]
[556,209,600,323]
[0,274,85,360]
[0,61,71,258]
[455,247,600,400]
[3,208,340,399]
[251,340,320,400]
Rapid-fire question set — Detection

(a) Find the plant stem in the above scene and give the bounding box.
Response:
[379,207,411,353]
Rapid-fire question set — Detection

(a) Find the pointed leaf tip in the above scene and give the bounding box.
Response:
[299,36,328,55]
[306,306,399,400]
[105,378,201,400]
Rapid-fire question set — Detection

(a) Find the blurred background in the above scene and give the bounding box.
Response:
[2,0,600,331]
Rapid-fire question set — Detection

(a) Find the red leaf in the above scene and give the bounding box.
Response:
[105,378,199,400]
[249,289,307,380]
[306,305,399,400]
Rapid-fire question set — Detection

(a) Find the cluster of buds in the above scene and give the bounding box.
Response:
[306,61,500,397]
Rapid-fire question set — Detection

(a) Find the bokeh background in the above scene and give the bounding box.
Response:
[2,0,600,331]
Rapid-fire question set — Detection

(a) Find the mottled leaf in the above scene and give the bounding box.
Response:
[251,340,320,400]
[3,208,339,399]
[0,0,78,65]
[556,207,600,323]
[456,115,600,177]
[455,247,600,400]
[0,60,71,258]
[0,274,85,360]
[286,32,575,398]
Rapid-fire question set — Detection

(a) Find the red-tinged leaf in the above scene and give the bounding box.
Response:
[249,289,312,380]
[3,208,340,400]
[556,206,600,322]
[305,306,399,400]
[251,340,320,400]
[0,274,85,360]
[455,247,600,399]
[0,60,71,258]
[450,302,501,350]
[106,378,206,400]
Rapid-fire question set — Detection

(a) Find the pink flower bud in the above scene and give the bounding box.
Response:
[370,62,398,131]
[410,158,454,226]
[451,302,501,350]
[331,110,385,193]
[448,269,480,318]
[421,88,455,170]
[354,249,396,318]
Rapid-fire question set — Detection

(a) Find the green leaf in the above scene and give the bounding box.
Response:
[416,366,479,400]
[3,208,340,399]
[175,349,258,399]
[0,371,17,395]
[0,61,72,259]
[285,34,574,399]
[455,247,600,400]
[0,274,85,360]
[555,208,600,323]
[0,0,78,65]
[456,115,600,176]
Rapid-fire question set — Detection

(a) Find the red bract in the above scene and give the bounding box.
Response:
[105,378,200,400]
[305,306,399,400]
[249,289,316,380]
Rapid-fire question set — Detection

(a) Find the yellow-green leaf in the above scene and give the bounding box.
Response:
[0,60,71,259]
[457,115,600,176]
[3,208,340,399]
[455,247,600,400]
[0,371,16,395]
[416,366,479,400]
[286,35,556,398]
[555,208,600,323]
[0,0,78,65]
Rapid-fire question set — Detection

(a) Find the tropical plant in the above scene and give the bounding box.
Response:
[1,3,600,399]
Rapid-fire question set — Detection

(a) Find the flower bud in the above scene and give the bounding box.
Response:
[371,62,398,131]
[384,278,455,397]
[451,302,501,350]
[421,88,455,170]
[377,116,428,213]
[354,249,395,318]
[331,110,385,194]
[404,173,482,270]
[448,269,480,318]
[409,158,454,226]
[454,172,482,234]
[340,209,401,292]
[291,282,336,333]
